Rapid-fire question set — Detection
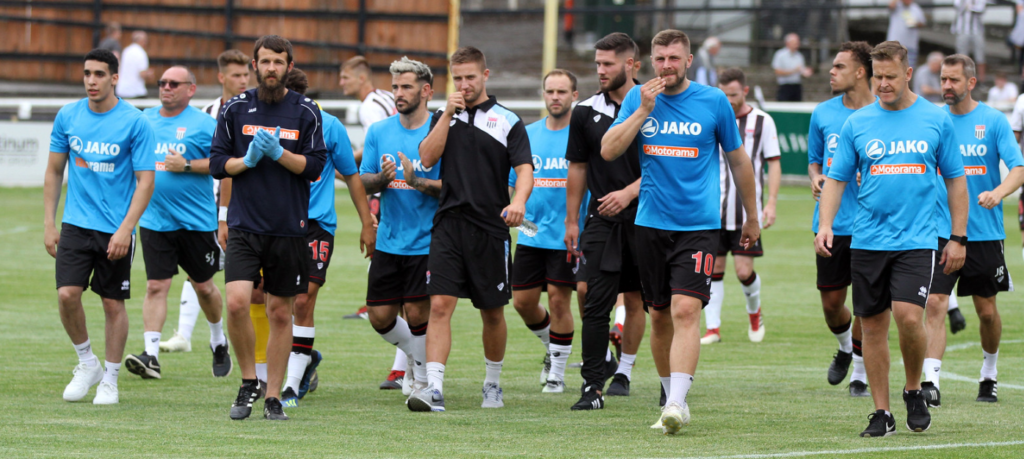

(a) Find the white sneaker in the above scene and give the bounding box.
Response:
[93,381,119,405]
[660,402,691,435]
[748,311,765,343]
[542,378,565,393]
[159,331,191,353]
[481,383,504,408]
[402,368,414,396]
[63,360,103,401]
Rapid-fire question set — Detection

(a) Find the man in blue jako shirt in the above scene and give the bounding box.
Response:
[43,49,156,405]
[359,57,440,398]
[817,41,968,437]
[509,69,578,393]
[920,54,1024,408]
[603,29,760,434]
[125,66,229,381]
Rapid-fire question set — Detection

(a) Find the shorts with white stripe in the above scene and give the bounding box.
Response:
[851,248,934,317]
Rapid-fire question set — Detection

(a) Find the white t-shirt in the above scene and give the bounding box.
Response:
[358,89,396,131]
[116,43,149,98]
[988,84,1019,104]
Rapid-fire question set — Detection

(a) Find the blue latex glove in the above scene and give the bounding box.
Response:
[242,135,265,168]
[259,127,284,161]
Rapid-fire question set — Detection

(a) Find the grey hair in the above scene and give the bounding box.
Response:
[389,56,433,86]
[942,54,977,79]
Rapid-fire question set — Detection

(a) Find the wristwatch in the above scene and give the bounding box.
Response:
[949,234,968,245]
[184,159,192,172]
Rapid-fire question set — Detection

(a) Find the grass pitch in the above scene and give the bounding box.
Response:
[0,185,1022,458]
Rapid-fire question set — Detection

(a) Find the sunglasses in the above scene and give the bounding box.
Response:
[158,80,188,89]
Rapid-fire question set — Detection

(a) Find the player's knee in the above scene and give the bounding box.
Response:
[735,265,753,281]
[266,304,291,325]
[227,297,250,316]
[480,308,506,328]
[145,279,170,297]
[57,288,82,306]
[670,303,700,325]
[192,280,219,299]
[976,307,998,324]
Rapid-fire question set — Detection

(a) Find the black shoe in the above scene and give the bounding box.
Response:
[848,380,871,397]
[828,351,852,385]
[570,385,604,411]
[263,397,290,420]
[230,380,261,420]
[603,353,618,382]
[605,373,630,396]
[977,379,998,402]
[659,384,666,407]
[904,389,931,432]
[921,381,941,407]
[948,308,967,334]
[211,343,232,378]
[125,352,162,379]
[860,409,896,437]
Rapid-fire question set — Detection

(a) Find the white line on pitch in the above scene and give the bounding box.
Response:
[945,339,1024,352]
[941,370,1024,390]
[0,225,30,236]
[648,440,1024,459]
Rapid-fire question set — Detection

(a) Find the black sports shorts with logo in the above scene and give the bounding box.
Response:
[511,245,577,291]
[816,234,853,291]
[225,229,308,297]
[366,251,429,306]
[635,227,719,310]
[718,229,764,257]
[851,248,934,317]
[426,211,512,310]
[305,220,334,287]
[55,223,135,300]
[931,238,1012,298]
[140,228,219,283]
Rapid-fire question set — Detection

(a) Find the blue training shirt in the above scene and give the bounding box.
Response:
[49,98,156,234]
[828,97,964,251]
[934,102,1024,241]
[808,95,862,235]
[611,82,742,231]
[139,106,217,232]
[359,114,438,256]
[308,110,358,236]
[509,118,570,250]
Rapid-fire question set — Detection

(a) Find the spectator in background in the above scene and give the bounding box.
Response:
[689,36,720,86]
[988,72,1019,104]
[116,31,153,99]
[98,22,122,59]
[887,0,926,66]
[914,51,944,103]
[953,0,987,81]
[772,33,813,101]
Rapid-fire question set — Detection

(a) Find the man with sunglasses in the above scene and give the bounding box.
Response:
[124,66,230,381]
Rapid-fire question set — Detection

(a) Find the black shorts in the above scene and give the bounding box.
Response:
[576,212,642,291]
[635,226,718,310]
[511,245,577,291]
[816,234,853,291]
[426,213,512,309]
[55,223,135,300]
[305,220,334,287]
[140,228,219,283]
[366,251,429,306]
[932,238,1013,298]
[225,229,308,297]
[851,248,934,317]
[717,229,764,257]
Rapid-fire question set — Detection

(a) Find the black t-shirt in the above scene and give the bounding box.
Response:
[428,96,533,238]
[565,91,641,219]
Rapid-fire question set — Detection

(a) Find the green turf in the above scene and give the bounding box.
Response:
[1,185,1022,458]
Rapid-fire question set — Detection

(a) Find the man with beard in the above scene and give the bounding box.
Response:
[564,32,646,411]
[806,41,874,396]
[602,29,760,434]
[508,69,579,393]
[921,54,1024,407]
[359,57,440,397]
[209,35,326,421]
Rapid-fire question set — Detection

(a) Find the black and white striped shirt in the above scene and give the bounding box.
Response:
[719,106,780,231]
[951,0,986,35]
[359,89,397,131]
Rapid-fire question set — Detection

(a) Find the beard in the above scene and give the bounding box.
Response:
[601,67,628,93]
[662,64,688,91]
[548,102,570,119]
[256,68,289,104]
[396,94,422,115]
[943,90,967,106]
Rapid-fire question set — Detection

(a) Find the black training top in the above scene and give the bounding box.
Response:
[209,88,326,237]
[565,90,642,220]
[428,96,533,238]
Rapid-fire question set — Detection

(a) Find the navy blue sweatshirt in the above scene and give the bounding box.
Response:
[209,89,326,237]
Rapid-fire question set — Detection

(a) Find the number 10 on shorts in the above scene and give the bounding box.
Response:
[691,251,714,276]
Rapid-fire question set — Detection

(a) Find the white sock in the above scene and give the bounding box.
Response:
[208,320,226,348]
[660,376,671,395]
[73,339,98,366]
[947,295,959,311]
[614,305,626,326]
[144,331,161,358]
[484,358,503,386]
[529,314,551,350]
[981,350,999,380]
[255,363,268,382]
[177,281,201,341]
[923,358,942,388]
[393,348,408,372]
[705,280,724,329]
[284,325,314,392]
[616,353,637,380]
[741,273,761,314]
[834,326,853,354]
[549,343,571,381]
[668,372,693,406]
[102,361,121,386]
[605,348,612,362]
[412,334,427,383]
[426,362,445,393]
[851,354,867,383]
[379,317,414,368]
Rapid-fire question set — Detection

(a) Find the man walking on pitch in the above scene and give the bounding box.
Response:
[126,66,230,380]
[209,35,326,421]
[921,54,1024,407]
[43,49,156,405]
[406,47,534,412]
[603,29,760,434]
[816,41,968,437]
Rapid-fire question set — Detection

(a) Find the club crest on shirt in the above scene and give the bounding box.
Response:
[176,127,187,140]
[975,125,985,140]
[487,117,498,129]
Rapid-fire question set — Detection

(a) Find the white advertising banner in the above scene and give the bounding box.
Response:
[0,121,53,187]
